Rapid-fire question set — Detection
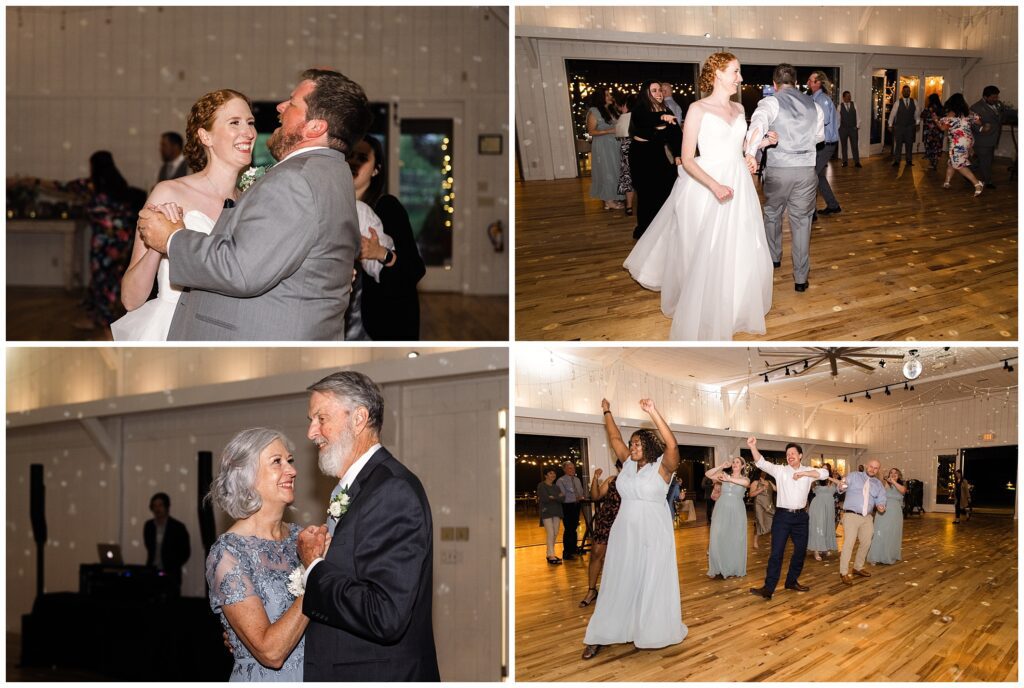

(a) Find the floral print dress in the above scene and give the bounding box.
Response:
[940,113,982,169]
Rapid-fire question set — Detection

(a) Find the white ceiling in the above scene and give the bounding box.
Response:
[540,347,1018,415]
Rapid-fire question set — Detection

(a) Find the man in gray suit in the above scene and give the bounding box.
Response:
[137,68,372,340]
[970,85,1002,189]
[744,64,824,293]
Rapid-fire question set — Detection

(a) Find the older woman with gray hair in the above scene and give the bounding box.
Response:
[205,427,326,681]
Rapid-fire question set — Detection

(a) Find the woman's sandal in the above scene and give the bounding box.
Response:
[974,182,984,197]
[547,557,562,565]
[814,551,822,561]
[582,644,602,660]
[578,587,599,607]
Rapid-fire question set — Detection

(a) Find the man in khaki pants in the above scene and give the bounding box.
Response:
[837,459,887,584]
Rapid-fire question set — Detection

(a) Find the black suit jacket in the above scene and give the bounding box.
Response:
[303,447,440,682]
[143,516,191,587]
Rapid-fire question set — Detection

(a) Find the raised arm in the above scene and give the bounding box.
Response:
[602,398,630,463]
[889,478,908,495]
[590,469,614,500]
[639,399,678,481]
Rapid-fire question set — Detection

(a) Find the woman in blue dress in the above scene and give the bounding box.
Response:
[704,457,750,579]
[808,463,842,560]
[586,88,625,210]
[206,428,326,681]
[867,468,907,565]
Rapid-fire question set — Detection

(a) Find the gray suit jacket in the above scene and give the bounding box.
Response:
[166,148,358,340]
[970,99,1002,149]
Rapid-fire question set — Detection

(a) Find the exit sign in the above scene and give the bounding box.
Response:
[981,432,996,441]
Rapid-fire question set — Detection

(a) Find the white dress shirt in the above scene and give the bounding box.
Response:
[754,457,828,510]
[744,95,825,158]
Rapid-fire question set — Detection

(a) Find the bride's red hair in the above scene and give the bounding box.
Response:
[698,52,738,94]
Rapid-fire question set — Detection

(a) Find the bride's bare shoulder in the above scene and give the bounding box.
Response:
[147,176,200,207]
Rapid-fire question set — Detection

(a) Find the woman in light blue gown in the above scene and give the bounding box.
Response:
[868,468,907,565]
[704,457,750,579]
[586,88,625,210]
[808,463,842,560]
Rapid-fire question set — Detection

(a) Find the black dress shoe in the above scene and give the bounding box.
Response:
[772,260,781,269]
[891,160,900,168]
[795,282,809,292]
[812,211,818,222]
[562,554,576,561]
[820,206,842,215]
[785,582,810,592]
[841,162,848,167]
[855,162,862,168]
[749,586,772,600]
[906,161,913,166]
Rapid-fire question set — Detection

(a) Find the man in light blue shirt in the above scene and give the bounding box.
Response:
[807,71,841,217]
[556,462,585,560]
[661,82,684,125]
[837,459,887,584]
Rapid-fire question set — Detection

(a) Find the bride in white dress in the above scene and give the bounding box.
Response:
[113,89,255,340]
[624,52,775,341]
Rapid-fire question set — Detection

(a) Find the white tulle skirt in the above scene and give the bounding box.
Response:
[623,157,773,340]
[110,297,176,341]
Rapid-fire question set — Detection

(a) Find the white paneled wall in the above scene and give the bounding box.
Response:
[6,6,508,295]
[515,5,1012,181]
[5,369,507,681]
[856,392,1018,512]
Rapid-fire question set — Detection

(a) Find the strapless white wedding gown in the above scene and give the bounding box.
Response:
[623,113,773,340]
[111,210,215,341]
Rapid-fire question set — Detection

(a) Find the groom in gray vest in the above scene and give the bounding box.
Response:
[744,64,824,292]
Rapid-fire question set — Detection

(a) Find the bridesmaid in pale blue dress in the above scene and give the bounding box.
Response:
[586,88,625,210]
[704,457,750,579]
[206,428,326,681]
[868,468,907,565]
[808,463,842,561]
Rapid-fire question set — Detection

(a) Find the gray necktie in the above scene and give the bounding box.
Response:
[327,483,343,537]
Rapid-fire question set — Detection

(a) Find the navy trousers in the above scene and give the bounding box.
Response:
[763,509,809,593]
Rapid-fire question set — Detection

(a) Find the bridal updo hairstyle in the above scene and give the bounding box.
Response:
[698,52,737,94]
[630,428,666,463]
[208,427,294,519]
[183,88,252,172]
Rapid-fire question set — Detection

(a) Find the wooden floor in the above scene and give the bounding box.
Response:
[515,155,1017,341]
[514,511,1018,682]
[4,287,508,342]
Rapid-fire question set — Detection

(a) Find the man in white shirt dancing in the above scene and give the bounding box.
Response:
[746,436,828,600]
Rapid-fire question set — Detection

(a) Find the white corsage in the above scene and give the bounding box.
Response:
[328,488,351,521]
[287,565,306,597]
[238,164,272,192]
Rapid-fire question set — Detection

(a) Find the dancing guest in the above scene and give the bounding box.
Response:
[556,461,585,561]
[351,135,427,341]
[867,468,907,565]
[537,467,565,565]
[935,94,985,197]
[582,399,685,659]
[747,472,775,550]
[837,91,861,168]
[206,428,318,680]
[704,457,750,579]
[888,85,919,167]
[807,71,841,216]
[747,437,828,600]
[970,85,1001,189]
[921,94,945,170]
[701,474,716,524]
[629,80,681,239]
[614,93,636,216]
[953,468,972,524]
[586,88,624,211]
[661,82,684,123]
[837,459,887,585]
[807,464,841,561]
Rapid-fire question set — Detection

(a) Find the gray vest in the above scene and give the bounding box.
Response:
[768,88,817,168]
[893,99,916,129]
[839,102,857,130]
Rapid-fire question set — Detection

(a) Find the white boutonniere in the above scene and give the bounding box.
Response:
[238,164,272,192]
[328,488,351,521]
[287,565,306,597]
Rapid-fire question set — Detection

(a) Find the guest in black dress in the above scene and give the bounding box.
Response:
[629,80,682,240]
[351,136,427,340]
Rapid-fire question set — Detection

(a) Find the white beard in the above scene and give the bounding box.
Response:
[318,432,354,478]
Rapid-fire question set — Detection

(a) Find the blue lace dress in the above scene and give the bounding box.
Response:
[206,523,305,681]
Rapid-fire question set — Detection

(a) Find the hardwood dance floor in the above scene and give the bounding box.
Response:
[515,155,1017,341]
[4,287,508,342]
[514,511,1018,682]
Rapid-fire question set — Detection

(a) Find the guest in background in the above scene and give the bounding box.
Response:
[837,459,887,585]
[537,467,565,565]
[807,464,841,561]
[629,80,682,240]
[807,71,841,216]
[867,468,907,565]
[888,85,919,167]
[704,457,750,579]
[661,82,684,124]
[970,85,1002,189]
[701,474,716,524]
[748,471,775,550]
[935,94,985,197]
[144,492,191,595]
[556,460,586,560]
[157,132,189,185]
[921,93,946,170]
[953,468,972,523]
[9,151,145,332]
[352,135,426,340]
[667,473,682,518]
[837,91,861,168]
[586,88,624,210]
[614,92,636,216]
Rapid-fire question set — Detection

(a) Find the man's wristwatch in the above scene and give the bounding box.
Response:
[377,248,394,265]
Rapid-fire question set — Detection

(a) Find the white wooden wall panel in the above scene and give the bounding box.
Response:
[6,6,508,295]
